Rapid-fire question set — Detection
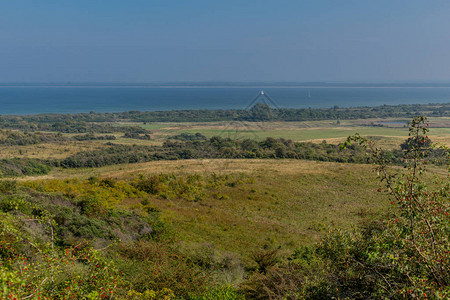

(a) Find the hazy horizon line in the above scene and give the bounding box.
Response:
[2,81,450,88]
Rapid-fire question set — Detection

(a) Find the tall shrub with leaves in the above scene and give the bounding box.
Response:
[319,116,449,299]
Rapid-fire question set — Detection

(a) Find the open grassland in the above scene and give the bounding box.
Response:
[136,161,390,260]
[22,158,447,265]
[22,159,396,261]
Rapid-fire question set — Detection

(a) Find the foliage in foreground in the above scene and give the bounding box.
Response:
[0,175,248,299]
[322,117,449,298]
[0,189,121,299]
[239,116,449,299]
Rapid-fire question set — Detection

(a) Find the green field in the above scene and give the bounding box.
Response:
[116,117,450,148]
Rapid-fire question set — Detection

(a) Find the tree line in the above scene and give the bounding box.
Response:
[0,103,448,126]
[0,119,150,134]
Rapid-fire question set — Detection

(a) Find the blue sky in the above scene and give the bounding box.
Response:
[1,0,450,82]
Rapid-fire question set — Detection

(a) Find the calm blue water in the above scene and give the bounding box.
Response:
[0,87,449,115]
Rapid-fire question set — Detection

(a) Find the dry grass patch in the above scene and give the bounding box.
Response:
[0,141,102,159]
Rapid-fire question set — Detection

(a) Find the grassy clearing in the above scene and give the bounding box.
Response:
[143,161,390,260]
[21,159,396,262]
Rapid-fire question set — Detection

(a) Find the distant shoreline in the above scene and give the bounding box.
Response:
[3,85,450,89]
[2,82,450,89]
[1,86,449,115]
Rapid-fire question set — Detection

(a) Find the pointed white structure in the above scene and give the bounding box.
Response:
[244,89,280,111]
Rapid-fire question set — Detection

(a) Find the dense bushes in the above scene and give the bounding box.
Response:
[23,177,148,211]
[114,241,211,298]
[58,144,162,168]
[53,134,448,170]
[0,119,150,134]
[2,181,159,246]
[122,132,151,140]
[0,129,117,145]
[0,129,67,145]
[321,117,449,298]
[169,132,207,141]
[56,137,372,169]
[73,133,117,141]
[0,174,252,299]
[0,190,123,299]
[0,158,51,177]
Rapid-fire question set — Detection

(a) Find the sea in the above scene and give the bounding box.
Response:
[1,86,450,115]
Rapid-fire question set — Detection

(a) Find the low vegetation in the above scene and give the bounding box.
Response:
[0,120,150,134]
[0,116,448,299]
[239,117,449,299]
[169,132,207,141]
[0,158,51,177]
[0,129,67,145]
[73,133,117,141]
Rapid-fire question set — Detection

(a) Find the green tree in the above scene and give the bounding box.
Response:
[249,103,273,121]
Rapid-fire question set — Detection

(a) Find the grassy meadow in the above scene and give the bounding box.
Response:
[20,159,391,261]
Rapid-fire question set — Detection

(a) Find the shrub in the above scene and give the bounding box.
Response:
[318,116,450,298]
[114,241,211,298]
[0,158,52,177]
[190,286,244,300]
[0,180,17,193]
